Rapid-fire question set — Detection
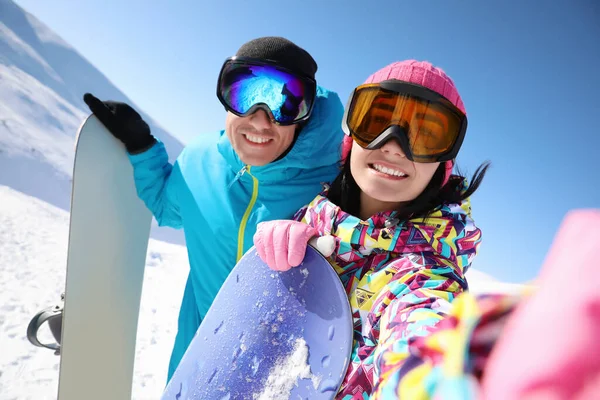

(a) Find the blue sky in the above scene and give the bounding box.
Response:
[14,0,600,283]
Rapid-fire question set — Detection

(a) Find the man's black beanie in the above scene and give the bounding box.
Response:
[235,36,318,80]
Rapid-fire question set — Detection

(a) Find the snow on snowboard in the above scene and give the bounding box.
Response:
[52,112,352,399]
[57,114,152,400]
[162,245,353,400]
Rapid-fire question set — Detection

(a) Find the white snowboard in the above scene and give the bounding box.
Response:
[57,114,152,399]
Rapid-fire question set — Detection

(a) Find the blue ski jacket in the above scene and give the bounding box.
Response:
[127,85,345,380]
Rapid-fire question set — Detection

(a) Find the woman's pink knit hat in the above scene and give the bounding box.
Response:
[341,60,466,186]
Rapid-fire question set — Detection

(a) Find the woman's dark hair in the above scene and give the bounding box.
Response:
[327,153,490,221]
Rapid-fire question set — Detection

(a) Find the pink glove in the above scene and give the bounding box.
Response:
[254,220,318,271]
[481,209,600,400]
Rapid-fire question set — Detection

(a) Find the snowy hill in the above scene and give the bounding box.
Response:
[0,2,193,395]
[0,0,185,244]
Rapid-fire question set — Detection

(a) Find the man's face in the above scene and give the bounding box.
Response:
[225,110,297,166]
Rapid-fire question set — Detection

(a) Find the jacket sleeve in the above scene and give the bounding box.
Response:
[370,216,482,399]
[128,141,183,229]
[374,288,523,399]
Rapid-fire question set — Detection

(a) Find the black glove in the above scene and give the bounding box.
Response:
[83,93,156,154]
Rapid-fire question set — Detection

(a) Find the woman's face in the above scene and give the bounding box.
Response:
[349,138,440,217]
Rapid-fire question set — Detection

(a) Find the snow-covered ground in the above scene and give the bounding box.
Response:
[0,185,189,399]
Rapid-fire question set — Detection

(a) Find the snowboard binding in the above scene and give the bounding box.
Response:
[26,292,64,355]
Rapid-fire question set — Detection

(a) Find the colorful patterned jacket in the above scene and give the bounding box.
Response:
[292,179,482,399]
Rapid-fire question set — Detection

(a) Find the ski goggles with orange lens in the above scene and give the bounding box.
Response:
[217,57,317,126]
[342,80,468,162]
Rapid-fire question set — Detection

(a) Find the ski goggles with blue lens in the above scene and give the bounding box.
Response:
[217,57,317,126]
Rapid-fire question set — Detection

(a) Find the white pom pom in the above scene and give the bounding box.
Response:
[308,235,335,257]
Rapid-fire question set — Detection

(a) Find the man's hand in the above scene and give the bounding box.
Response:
[83,93,156,154]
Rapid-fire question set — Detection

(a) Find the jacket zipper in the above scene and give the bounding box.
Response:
[227,165,248,190]
[236,166,259,262]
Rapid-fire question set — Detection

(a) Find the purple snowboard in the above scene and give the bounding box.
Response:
[161,245,353,400]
